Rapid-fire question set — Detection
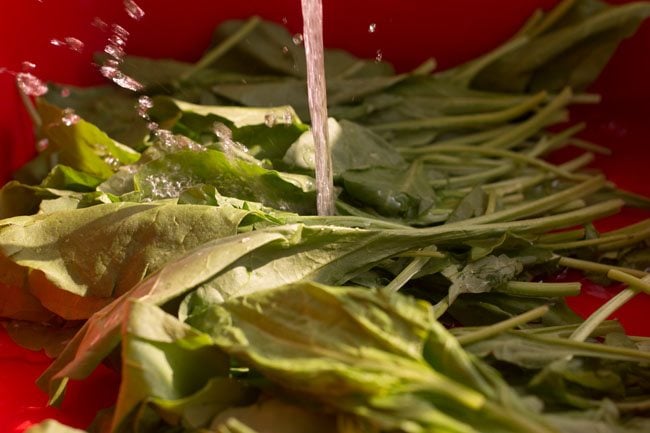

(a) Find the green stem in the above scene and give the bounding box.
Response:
[181,16,262,80]
[481,88,573,149]
[385,247,436,293]
[497,281,581,297]
[371,91,547,132]
[569,273,650,343]
[448,176,606,226]
[457,305,549,346]
[557,256,647,278]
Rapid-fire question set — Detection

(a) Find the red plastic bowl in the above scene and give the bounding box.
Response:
[1,1,649,432]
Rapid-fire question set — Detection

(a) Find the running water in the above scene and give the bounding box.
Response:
[301,0,335,216]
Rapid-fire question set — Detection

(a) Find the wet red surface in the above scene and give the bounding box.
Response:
[1,1,649,431]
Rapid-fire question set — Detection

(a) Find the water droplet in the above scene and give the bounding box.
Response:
[137,95,153,118]
[104,43,125,60]
[264,113,276,127]
[92,17,109,32]
[16,73,48,96]
[109,34,127,47]
[282,46,290,55]
[282,110,293,124]
[212,122,232,140]
[60,87,71,97]
[64,37,84,52]
[21,61,36,71]
[147,122,159,131]
[292,33,303,45]
[375,49,383,63]
[61,108,80,126]
[50,37,84,52]
[111,24,130,40]
[103,155,120,170]
[36,138,49,152]
[282,17,288,24]
[368,23,377,33]
[100,65,143,91]
[124,0,145,21]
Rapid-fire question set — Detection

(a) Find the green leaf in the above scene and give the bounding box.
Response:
[112,301,248,432]
[341,164,435,219]
[188,282,556,433]
[471,1,650,92]
[283,118,405,176]
[43,84,149,148]
[36,100,141,179]
[0,202,250,319]
[133,149,317,213]
[40,165,104,192]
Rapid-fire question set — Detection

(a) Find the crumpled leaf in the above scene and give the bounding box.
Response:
[443,254,524,303]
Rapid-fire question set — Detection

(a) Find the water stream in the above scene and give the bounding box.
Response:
[301,0,336,216]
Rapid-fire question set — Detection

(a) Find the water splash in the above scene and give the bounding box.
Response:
[124,0,145,21]
[50,37,85,53]
[61,108,80,126]
[368,23,377,33]
[16,72,48,96]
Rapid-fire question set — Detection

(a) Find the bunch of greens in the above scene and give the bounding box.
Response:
[2,1,650,432]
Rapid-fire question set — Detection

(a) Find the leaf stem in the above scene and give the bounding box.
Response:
[457,305,549,346]
[181,16,262,80]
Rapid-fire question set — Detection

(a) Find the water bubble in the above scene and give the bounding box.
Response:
[264,113,276,127]
[124,0,145,21]
[36,138,50,152]
[61,108,80,126]
[368,23,377,33]
[21,61,36,71]
[375,49,383,63]
[16,73,48,96]
[92,17,109,32]
[292,33,304,45]
[60,87,71,97]
[281,46,290,55]
[137,95,153,118]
